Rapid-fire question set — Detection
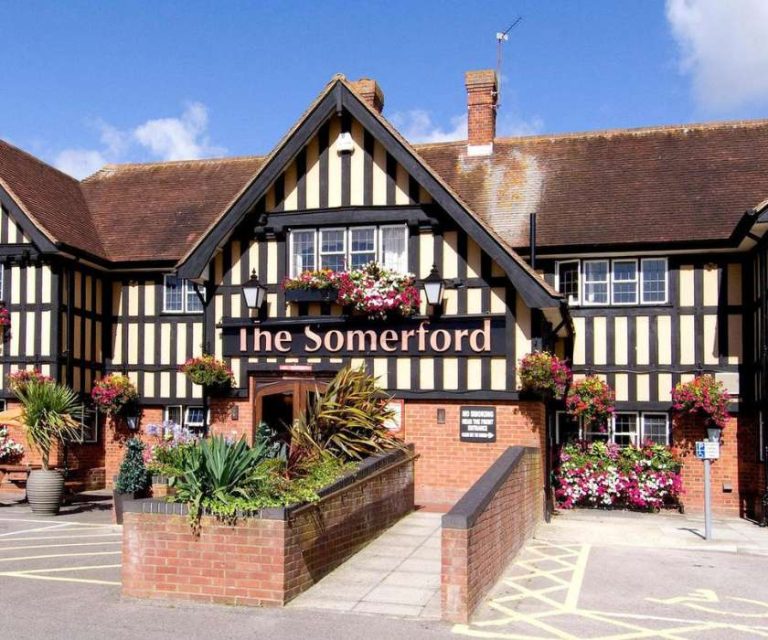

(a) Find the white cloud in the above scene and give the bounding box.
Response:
[390,110,468,143]
[391,109,543,144]
[666,0,768,112]
[54,102,225,179]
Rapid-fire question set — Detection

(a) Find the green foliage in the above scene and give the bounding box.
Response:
[16,380,82,470]
[197,454,354,521]
[115,438,150,495]
[255,420,288,461]
[290,366,403,463]
[169,435,268,521]
[146,441,196,477]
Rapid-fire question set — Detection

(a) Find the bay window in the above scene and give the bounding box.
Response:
[289,225,408,276]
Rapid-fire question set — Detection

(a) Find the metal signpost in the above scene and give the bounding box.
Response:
[694,439,720,540]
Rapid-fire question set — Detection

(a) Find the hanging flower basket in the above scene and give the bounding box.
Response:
[0,304,10,340]
[519,351,572,399]
[565,376,615,431]
[91,374,140,417]
[180,355,234,392]
[7,369,53,396]
[671,375,729,430]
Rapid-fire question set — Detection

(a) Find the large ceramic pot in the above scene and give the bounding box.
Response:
[26,469,65,515]
[112,490,136,525]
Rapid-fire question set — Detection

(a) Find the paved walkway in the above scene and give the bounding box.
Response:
[290,510,442,619]
[454,510,768,639]
[537,508,768,555]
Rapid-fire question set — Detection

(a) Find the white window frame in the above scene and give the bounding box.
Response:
[640,257,669,305]
[164,405,183,426]
[612,412,640,446]
[641,412,670,446]
[0,264,5,301]
[184,406,207,429]
[289,229,318,277]
[555,260,581,306]
[379,225,409,272]
[289,225,409,275]
[611,259,639,306]
[349,226,378,269]
[582,259,610,306]
[163,275,204,314]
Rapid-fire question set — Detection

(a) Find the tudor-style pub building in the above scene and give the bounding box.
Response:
[0,70,766,516]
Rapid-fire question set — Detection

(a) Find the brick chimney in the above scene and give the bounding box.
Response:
[349,78,385,113]
[465,70,497,155]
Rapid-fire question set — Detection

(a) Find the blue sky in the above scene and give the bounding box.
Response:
[2,0,767,178]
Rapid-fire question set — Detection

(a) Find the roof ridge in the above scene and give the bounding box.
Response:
[84,154,266,177]
[0,138,81,184]
[412,116,768,150]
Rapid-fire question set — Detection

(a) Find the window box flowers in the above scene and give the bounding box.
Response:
[519,351,572,399]
[566,376,615,431]
[7,369,53,395]
[282,262,421,320]
[91,374,139,417]
[671,374,729,430]
[0,426,24,463]
[555,440,682,511]
[180,355,234,393]
[0,303,10,336]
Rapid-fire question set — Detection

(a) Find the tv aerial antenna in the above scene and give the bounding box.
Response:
[496,16,523,110]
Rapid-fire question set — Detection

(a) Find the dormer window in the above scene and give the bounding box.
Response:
[289,225,408,276]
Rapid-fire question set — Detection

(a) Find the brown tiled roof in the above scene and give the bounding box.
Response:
[81,156,264,262]
[2,115,768,264]
[415,119,768,250]
[0,139,106,258]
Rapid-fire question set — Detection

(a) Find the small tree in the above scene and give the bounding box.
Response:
[115,438,150,495]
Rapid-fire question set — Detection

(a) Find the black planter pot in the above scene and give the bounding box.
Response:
[285,288,338,303]
[113,490,137,525]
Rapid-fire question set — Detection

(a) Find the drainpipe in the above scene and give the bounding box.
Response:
[192,282,209,436]
[529,212,537,271]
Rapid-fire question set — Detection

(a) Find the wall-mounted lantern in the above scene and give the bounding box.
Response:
[423,265,445,315]
[242,270,267,310]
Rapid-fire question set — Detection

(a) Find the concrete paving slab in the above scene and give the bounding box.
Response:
[363,584,436,606]
[353,601,425,617]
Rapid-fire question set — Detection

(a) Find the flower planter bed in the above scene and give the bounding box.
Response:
[122,446,416,607]
[284,288,337,303]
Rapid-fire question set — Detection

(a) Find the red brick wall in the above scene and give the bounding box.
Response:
[673,413,764,517]
[442,447,542,624]
[122,451,415,606]
[402,400,546,509]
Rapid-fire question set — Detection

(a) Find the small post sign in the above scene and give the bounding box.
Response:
[695,441,720,460]
[459,406,496,443]
[695,439,720,540]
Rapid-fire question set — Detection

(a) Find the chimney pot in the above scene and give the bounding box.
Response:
[465,69,497,155]
[349,78,385,113]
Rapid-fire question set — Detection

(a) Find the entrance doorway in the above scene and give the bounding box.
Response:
[253,378,328,443]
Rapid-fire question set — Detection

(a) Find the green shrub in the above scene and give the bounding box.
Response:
[115,438,150,495]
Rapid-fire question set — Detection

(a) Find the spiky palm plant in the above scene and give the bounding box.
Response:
[290,366,402,463]
[15,381,81,470]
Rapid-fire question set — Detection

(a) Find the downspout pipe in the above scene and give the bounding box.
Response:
[529,211,537,271]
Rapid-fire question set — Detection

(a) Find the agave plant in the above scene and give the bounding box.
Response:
[170,435,267,517]
[290,366,403,464]
[15,380,82,470]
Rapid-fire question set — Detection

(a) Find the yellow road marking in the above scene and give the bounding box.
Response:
[563,543,589,610]
[0,541,121,552]
[0,551,120,563]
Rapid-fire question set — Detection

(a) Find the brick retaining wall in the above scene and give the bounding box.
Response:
[122,447,415,606]
[441,446,542,623]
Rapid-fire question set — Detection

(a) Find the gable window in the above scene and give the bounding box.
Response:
[164,276,205,313]
[583,260,609,305]
[554,258,668,307]
[641,258,668,303]
[289,225,408,276]
[611,260,638,305]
